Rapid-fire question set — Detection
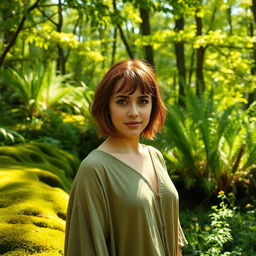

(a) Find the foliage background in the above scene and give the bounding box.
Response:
[0,0,255,255]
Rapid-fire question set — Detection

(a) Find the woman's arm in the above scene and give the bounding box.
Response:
[178,247,182,256]
[64,161,110,256]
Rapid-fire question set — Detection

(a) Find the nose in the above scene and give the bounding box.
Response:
[128,103,139,117]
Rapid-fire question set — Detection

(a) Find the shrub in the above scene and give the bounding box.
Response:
[182,192,255,256]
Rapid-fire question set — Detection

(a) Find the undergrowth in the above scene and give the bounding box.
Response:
[182,192,256,256]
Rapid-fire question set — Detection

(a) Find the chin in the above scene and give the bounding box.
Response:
[120,131,142,139]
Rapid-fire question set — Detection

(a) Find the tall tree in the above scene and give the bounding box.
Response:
[174,15,186,105]
[56,0,65,74]
[139,7,154,66]
[111,27,118,65]
[195,4,206,94]
[247,0,256,106]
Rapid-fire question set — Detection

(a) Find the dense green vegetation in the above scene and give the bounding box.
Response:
[0,0,255,255]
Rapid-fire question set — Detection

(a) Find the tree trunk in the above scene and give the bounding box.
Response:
[227,5,233,35]
[174,16,186,105]
[247,0,256,107]
[252,0,256,24]
[188,49,195,86]
[111,27,117,65]
[139,8,154,66]
[56,0,65,74]
[0,0,41,67]
[195,14,206,95]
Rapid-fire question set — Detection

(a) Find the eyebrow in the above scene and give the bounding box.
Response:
[114,95,151,99]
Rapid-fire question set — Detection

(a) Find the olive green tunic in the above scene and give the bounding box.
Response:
[64,146,187,256]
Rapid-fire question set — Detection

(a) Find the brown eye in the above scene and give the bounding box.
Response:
[117,99,127,105]
[139,99,149,105]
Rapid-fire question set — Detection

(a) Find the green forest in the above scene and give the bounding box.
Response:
[0,0,255,255]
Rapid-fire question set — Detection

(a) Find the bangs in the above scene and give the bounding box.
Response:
[115,70,154,95]
[91,59,166,139]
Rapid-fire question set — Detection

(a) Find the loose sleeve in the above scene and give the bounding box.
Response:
[178,220,188,248]
[64,159,110,256]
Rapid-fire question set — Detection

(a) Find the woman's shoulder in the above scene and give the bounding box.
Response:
[71,150,110,195]
[145,144,166,166]
[76,150,109,176]
[82,149,104,164]
[145,145,163,157]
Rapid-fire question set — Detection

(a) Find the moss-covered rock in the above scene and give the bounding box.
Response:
[0,142,79,255]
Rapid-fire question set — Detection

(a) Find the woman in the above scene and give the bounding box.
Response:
[64,59,187,256]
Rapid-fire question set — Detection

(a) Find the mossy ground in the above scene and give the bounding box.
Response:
[0,142,79,255]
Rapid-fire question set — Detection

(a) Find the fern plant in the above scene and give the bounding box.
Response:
[0,62,84,118]
[160,85,256,194]
[0,127,25,146]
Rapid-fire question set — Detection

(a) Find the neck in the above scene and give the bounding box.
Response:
[103,136,143,154]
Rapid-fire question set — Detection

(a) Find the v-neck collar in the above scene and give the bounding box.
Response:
[94,147,160,196]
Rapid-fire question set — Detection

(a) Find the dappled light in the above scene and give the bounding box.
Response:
[0,0,255,255]
[0,143,78,255]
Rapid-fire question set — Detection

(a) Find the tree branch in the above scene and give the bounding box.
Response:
[37,8,58,26]
[0,0,41,67]
[207,4,218,33]
[117,24,134,59]
[112,0,134,59]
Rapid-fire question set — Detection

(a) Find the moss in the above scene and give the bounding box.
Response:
[0,142,80,192]
[0,224,64,255]
[0,142,78,255]
[0,156,19,165]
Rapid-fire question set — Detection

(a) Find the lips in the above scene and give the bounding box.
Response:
[125,121,141,125]
[125,121,142,128]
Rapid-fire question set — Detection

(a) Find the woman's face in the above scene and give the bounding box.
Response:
[108,81,152,140]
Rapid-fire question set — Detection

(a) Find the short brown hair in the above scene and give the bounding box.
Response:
[91,59,166,139]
